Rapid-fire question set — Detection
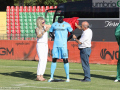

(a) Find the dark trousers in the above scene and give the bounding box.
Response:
[80,47,91,81]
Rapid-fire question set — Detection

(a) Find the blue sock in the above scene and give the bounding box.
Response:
[50,62,56,79]
[64,63,69,79]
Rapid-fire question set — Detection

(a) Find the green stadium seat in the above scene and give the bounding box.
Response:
[19,12,23,16]
[23,15,28,19]
[45,22,50,25]
[19,15,24,19]
[36,12,41,16]
[21,30,25,34]
[32,15,37,19]
[41,15,45,18]
[33,25,37,29]
[28,16,33,19]
[24,23,28,26]
[33,23,36,26]
[24,19,28,23]
[20,26,25,30]
[45,18,49,22]
[49,16,53,19]
[30,30,35,34]
[29,26,34,30]
[20,34,25,40]
[24,26,29,30]
[28,19,33,23]
[25,30,30,34]
[48,12,53,16]
[29,23,33,26]
[29,33,36,40]
[40,12,45,16]
[24,34,31,40]
[33,19,36,23]
[36,16,40,19]
[20,19,24,23]
[32,12,36,16]
[20,23,24,26]
[28,12,32,16]
[23,12,28,16]
[49,19,53,23]
[46,15,49,19]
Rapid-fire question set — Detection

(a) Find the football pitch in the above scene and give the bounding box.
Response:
[0,59,119,90]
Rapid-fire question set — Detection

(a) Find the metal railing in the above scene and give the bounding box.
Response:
[0,34,37,40]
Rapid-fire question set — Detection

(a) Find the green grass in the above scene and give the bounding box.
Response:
[0,59,119,90]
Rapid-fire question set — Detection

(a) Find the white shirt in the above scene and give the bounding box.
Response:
[36,26,48,44]
[78,28,93,48]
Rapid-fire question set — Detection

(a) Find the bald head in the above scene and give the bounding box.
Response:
[82,21,89,30]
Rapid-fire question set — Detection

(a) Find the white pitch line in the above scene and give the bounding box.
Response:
[0,65,116,72]
[23,85,82,90]
[14,83,26,86]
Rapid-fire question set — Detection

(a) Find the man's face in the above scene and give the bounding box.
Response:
[81,23,85,30]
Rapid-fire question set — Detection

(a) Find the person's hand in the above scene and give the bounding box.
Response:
[48,37,52,41]
[45,27,50,31]
[75,23,82,30]
[75,23,78,27]
[73,35,77,39]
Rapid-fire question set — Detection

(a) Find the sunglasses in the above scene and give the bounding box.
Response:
[42,21,45,24]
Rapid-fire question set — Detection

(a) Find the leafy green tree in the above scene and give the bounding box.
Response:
[14,0,83,6]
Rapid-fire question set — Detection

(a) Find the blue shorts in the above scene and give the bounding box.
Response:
[52,47,68,59]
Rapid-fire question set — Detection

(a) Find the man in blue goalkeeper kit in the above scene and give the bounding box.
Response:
[48,17,73,82]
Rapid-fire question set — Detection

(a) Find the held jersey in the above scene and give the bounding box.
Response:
[49,21,73,47]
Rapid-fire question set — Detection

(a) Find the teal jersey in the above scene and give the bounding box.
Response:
[49,21,73,47]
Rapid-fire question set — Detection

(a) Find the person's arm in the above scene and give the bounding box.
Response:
[67,23,73,41]
[67,32,74,41]
[36,28,47,38]
[45,24,51,28]
[75,23,82,30]
[73,35,82,44]
[49,24,55,40]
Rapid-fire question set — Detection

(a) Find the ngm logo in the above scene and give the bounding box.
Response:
[92,0,120,8]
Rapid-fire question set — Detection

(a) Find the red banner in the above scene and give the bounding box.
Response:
[0,40,119,65]
[0,40,37,60]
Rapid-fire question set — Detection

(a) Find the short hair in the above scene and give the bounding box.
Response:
[82,21,89,28]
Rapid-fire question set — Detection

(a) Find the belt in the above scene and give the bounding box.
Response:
[78,47,90,50]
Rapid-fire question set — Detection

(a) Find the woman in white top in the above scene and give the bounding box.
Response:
[36,17,51,81]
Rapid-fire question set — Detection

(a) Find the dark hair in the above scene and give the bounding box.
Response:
[58,16,63,23]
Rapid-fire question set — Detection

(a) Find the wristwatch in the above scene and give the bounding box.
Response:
[74,38,77,40]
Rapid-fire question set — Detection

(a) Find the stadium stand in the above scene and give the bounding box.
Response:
[6,6,57,40]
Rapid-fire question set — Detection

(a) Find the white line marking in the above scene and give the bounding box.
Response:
[14,84,26,86]
[23,85,82,90]
[0,65,116,72]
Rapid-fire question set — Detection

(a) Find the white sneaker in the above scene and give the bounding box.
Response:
[66,79,70,82]
[114,79,120,82]
[48,78,53,82]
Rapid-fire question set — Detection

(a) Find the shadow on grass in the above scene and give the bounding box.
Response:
[0,71,79,81]
[0,71,114,81]
[0,71,36,80]
[70,72,115,80]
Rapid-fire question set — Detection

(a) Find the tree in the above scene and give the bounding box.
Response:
[14,0,83,6]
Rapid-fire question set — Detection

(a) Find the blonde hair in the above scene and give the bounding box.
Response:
[36,17,44,30]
